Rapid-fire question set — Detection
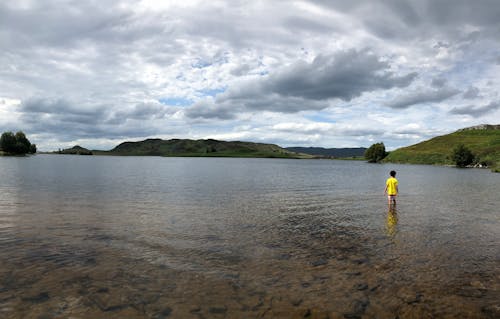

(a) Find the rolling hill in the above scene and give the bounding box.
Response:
[56,145,93,155]
[384,124,500,169]
[104,138,311,158]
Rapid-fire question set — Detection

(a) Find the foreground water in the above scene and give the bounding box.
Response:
[0,155,498,318]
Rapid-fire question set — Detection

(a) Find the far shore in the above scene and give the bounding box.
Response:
[10,152,499,172]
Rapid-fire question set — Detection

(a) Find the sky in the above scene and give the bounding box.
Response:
[1,0,500,151]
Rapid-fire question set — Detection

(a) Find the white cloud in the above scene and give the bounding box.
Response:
[272,122,334,133]
[0,1,499,150]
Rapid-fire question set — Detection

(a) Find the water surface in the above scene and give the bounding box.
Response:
[0,155,498,318]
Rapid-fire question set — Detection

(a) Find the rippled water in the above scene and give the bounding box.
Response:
[0,155,498,318]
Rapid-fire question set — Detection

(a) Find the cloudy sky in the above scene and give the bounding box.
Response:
[1,0,500,151]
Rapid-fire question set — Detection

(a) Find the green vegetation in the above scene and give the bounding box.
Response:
[0,131,36,155]
[451,144,474,168]
[56,145,93,155]
[285,147,366,158]
[364,142,387,163]
[384,126,500,170]
[105,138,312,158]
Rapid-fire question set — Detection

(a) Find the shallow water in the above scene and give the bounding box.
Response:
[0,155,498,318]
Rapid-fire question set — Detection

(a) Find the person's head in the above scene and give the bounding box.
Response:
[390,170,396,177]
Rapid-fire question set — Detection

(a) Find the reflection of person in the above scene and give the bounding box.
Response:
[386,206,398,237]
[384,170,398,207]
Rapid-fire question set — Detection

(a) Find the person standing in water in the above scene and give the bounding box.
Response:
[384,170,398,207]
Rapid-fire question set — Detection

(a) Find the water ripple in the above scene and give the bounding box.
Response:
[0,156,498,318]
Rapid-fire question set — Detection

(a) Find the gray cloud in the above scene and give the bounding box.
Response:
[110,102,173,123]
[0,2,168,49]
[335,127,384,137]
[386,87,460,109]
[265,50,417,101]
[434,41,451,49]
[16,97,177,142]
[184,100,237,120]
[243,96,329,113]
[431,78,447,88]
[315,0,500,40]
[18,98,109,136]
[230,64,254,77]
[462,86,481,99]
[184,95,330,120]
[449,101,500,117]
[283,16,335,34]
[1,1,500,150]
[424,0,500,28]
[20,97,106,118]
[185,49,417,119]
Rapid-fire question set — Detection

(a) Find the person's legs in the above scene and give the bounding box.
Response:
[388,195,396,207]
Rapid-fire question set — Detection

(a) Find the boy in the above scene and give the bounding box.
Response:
[384,170,398,207]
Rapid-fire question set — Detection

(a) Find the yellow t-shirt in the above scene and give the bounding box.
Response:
[386,177,398,195]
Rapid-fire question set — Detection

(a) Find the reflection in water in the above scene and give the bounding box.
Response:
[386,206,398,238]
[0,156,499,318]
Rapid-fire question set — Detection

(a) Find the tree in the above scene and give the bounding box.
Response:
[15,131,31,154]
[365,142,387,163]
[452,144,474,167]
[0,132,17,152]
[0,131,36,155]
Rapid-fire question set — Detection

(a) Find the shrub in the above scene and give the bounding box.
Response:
[451,144,474,167]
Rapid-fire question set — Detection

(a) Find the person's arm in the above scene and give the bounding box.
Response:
[384,184,388,195]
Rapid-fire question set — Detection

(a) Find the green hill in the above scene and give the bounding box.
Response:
[106,138,310,158]
[384,124,500,170]
[56,145,93,155]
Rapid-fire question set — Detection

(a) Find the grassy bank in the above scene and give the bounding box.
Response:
[384,128,500,170]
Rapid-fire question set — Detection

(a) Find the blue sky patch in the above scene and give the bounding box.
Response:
[197,87,226,98]
[191,59,212,69]
[159,97,193,107]
[305,113,336,123]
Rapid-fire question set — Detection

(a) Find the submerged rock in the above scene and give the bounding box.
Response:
[355,283,368,291]
[209,305,228,314]
[153,307,172,319]
[21,292,50,304]
[343,299,370,319]
[310,259,328,267]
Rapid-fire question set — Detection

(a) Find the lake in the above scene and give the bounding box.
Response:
[0,155,498,318]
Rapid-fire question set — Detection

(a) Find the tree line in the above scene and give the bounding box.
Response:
[0,131,37,155]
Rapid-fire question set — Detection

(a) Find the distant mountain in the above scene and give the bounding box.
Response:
[56,145,93,155]
[106,138,311,158]
[285,147,366,158]
[384,124,500,170]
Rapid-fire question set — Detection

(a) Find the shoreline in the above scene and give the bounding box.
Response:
[7,152,500,172]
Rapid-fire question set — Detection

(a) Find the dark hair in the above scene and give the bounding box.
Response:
[390,170,396,177]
